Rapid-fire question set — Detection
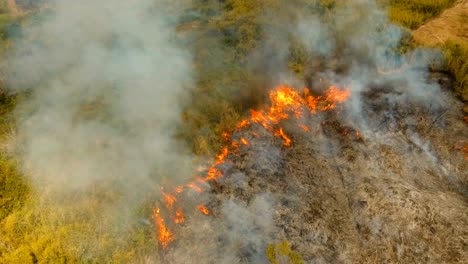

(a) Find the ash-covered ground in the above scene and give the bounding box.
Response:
[163,72,467,264]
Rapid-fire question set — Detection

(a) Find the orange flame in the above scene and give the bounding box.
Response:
[215,147,229,165]
[299,124,310,132]
[153,208,173,250]
[174,208,185,224]
[221,132,230,142]
[197,205,210,215]
[237,119,250,130]
[152,84,352,251]
[161,190,177,210]
[274,128,292,147]
[206,167,222,181]
[232,141,240,149]
[174,186,183,194]
[240,137,250,146]
[185,182,203,193]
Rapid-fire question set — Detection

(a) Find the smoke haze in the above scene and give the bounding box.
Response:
[9,0,194,193]
[3,0,467,263]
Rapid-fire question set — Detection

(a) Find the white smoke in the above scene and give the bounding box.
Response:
[290,0,444,131]
[9,0,194,193]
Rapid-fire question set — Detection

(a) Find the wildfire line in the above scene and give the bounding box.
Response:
[152,84,351,251]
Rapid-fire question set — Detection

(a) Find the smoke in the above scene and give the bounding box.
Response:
[289,0,445,125]
[6,0,196,260]
[9,0,194,191]
[4,0,466,263]
[168,194,276,264]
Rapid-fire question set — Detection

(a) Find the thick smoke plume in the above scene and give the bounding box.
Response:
[6,1,196,260]
[9,0,194,192]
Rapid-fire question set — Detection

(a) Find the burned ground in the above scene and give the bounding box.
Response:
[163,71,467,263]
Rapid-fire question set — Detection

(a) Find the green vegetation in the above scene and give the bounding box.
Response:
[0,0,466,262]
[444,41,468,101]
[387,0,457,29]
[267,241,304,264]
[0,192,156,263]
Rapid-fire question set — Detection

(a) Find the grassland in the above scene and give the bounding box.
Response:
[388,0,457,29]
[0,0,466,263]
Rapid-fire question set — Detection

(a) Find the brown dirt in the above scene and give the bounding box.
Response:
[412,0,468,46]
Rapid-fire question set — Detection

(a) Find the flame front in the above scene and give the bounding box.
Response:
[153,208,173,250]
[152,84,351,251]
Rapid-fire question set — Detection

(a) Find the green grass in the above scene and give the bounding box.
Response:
[444,41,468,101]
[387,0,457,29]
[267,241,304,264]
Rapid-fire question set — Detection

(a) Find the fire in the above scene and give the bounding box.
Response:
[237,119,250,130]
[250,109,270,129]
[174,208,185,224]
[185,182,203,193]
[240,137,250,146]
[215,147,229,165]
[174,186,183,194]
[274,128,292,147]
[153,208,173,250]
[152,84,351,251]
[222,132,230,142]
[161,190,177,210]
[197,205,210,215]
[206,167,222,181]
[269,85,304,119]
[299,124,310,132]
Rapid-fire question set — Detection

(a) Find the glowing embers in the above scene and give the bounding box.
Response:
[152,84,351,251]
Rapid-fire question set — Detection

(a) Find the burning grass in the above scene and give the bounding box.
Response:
[152,84,351,251]
[0,1,466,263]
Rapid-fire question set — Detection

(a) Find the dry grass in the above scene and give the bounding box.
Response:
[388,0,458,29]
[410,0,468,102]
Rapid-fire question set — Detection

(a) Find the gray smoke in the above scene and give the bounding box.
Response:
[9,0,194,192]
[5,0,464,263]
[289,0,445,130]
[6,1,197,260]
